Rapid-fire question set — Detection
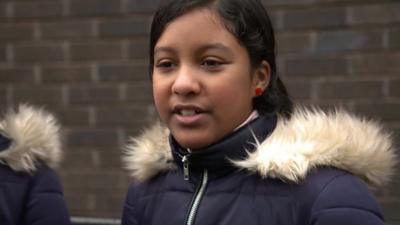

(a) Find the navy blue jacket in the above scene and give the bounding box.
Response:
[0,105,70,225]
[121,109,396,225]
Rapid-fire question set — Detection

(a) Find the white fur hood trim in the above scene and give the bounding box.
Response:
[0,105,62,173]
[123,108,397,188]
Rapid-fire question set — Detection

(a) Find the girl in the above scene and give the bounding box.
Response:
[122,0,396,224]
[0,105,70,225]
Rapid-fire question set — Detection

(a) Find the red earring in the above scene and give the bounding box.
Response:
[255,87,263,96]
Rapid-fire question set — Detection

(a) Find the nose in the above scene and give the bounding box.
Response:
[171,66,200,96]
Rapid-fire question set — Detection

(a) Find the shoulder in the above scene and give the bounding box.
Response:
[28,165,64,193]
[298,167,384,224]
[0,161,63,196]
[126,171,170,195]
[124,170,183,206]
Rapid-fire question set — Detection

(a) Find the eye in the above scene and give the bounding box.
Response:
[156,60,175,68]
[201,59,222,67]
[155,59,177,72]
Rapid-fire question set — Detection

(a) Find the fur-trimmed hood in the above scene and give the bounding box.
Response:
[0,105,62,173]
[123,108,397,189]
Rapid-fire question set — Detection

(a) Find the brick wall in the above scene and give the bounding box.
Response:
[0,0,399,223]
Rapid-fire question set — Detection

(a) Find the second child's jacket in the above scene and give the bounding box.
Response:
[0,105,71,225]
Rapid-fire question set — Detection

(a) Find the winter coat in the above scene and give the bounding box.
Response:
[0,105,71,225]
[121,108,397,225]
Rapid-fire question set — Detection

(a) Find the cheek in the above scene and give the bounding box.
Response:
[210,83,245,112]
[211,79,254,114]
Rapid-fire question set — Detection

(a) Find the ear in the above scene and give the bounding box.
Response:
[253,60,270,91]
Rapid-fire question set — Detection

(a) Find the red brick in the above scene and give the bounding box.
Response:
[388,79,400,98]
[348,3,400,25]
[53,107,90,127]
[317,80,384,100]
[0,87,7,107]
[350,52,400,75]
[13,1,64,18]
[129,40,149,59]
[66,128,119,147]
[0,24,34,41]
[0,46,6,62]
[126,0,161,13]
[283,7,346,29]
[70,41,123,61]
[41,65,92,83]
[276,32,314,54]
[125,128,151,141]
[284,79,313,100]
[61,148,113,169]
[40,21,93,39]
[315,30,384,53]
[317,101,355,112]
[96,151,124,168]
[0,66,35,83]
[64,187,127,217]
[62,151,93,170]
[90,192,125,216]
[96,106,151,128]
[61,169,127,189]
[14,43,65,63]
[99,19,150,37]
[63,192,96,216]
[63,147,125,169]
[376,162,400,197]
[283,55,348,77]
[12,85,63,106]
[388,28,400,48]
[68,84,121,105]
[70,0,121,16]
[381,201,400,221]
[354,102,400,122]
[98,63,148,82]
[269,10,282,30]
[0,3,7,18]
[125,82,153,103]
[263,0,314,7]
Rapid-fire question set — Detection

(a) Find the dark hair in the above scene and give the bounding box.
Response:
[149,0,293,118]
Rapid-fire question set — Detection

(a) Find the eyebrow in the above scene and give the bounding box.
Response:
[197,43,232,54]
[154,43,233,55]
[154,46,175,55]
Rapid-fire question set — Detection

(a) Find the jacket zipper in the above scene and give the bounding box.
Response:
[185,169,209,225]
[182,155,190,181]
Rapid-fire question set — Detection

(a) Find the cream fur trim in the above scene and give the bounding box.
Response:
[0,104,62,172]
[123,108,397,188]
[123,121,176,181]
[233,108,396,188]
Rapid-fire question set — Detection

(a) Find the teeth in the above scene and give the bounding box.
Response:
[180,109,196,116]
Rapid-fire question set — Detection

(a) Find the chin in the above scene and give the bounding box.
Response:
[170,126,219,150]
[174,136,212,151]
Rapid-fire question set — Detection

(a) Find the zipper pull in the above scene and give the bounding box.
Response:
[182,155,190,181]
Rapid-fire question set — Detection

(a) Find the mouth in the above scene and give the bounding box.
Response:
[171,105,208,126]
[172,105,206,116]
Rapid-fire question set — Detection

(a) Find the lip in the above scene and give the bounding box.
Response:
[172,104,208,126]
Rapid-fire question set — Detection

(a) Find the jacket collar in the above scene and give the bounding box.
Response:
[169,114,277,178]
[123,107,397,189]
[0,105,62,173]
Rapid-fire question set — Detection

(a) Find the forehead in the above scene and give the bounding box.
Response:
[155,9,240,50]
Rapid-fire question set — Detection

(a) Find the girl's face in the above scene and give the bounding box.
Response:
[152,9,269,150]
